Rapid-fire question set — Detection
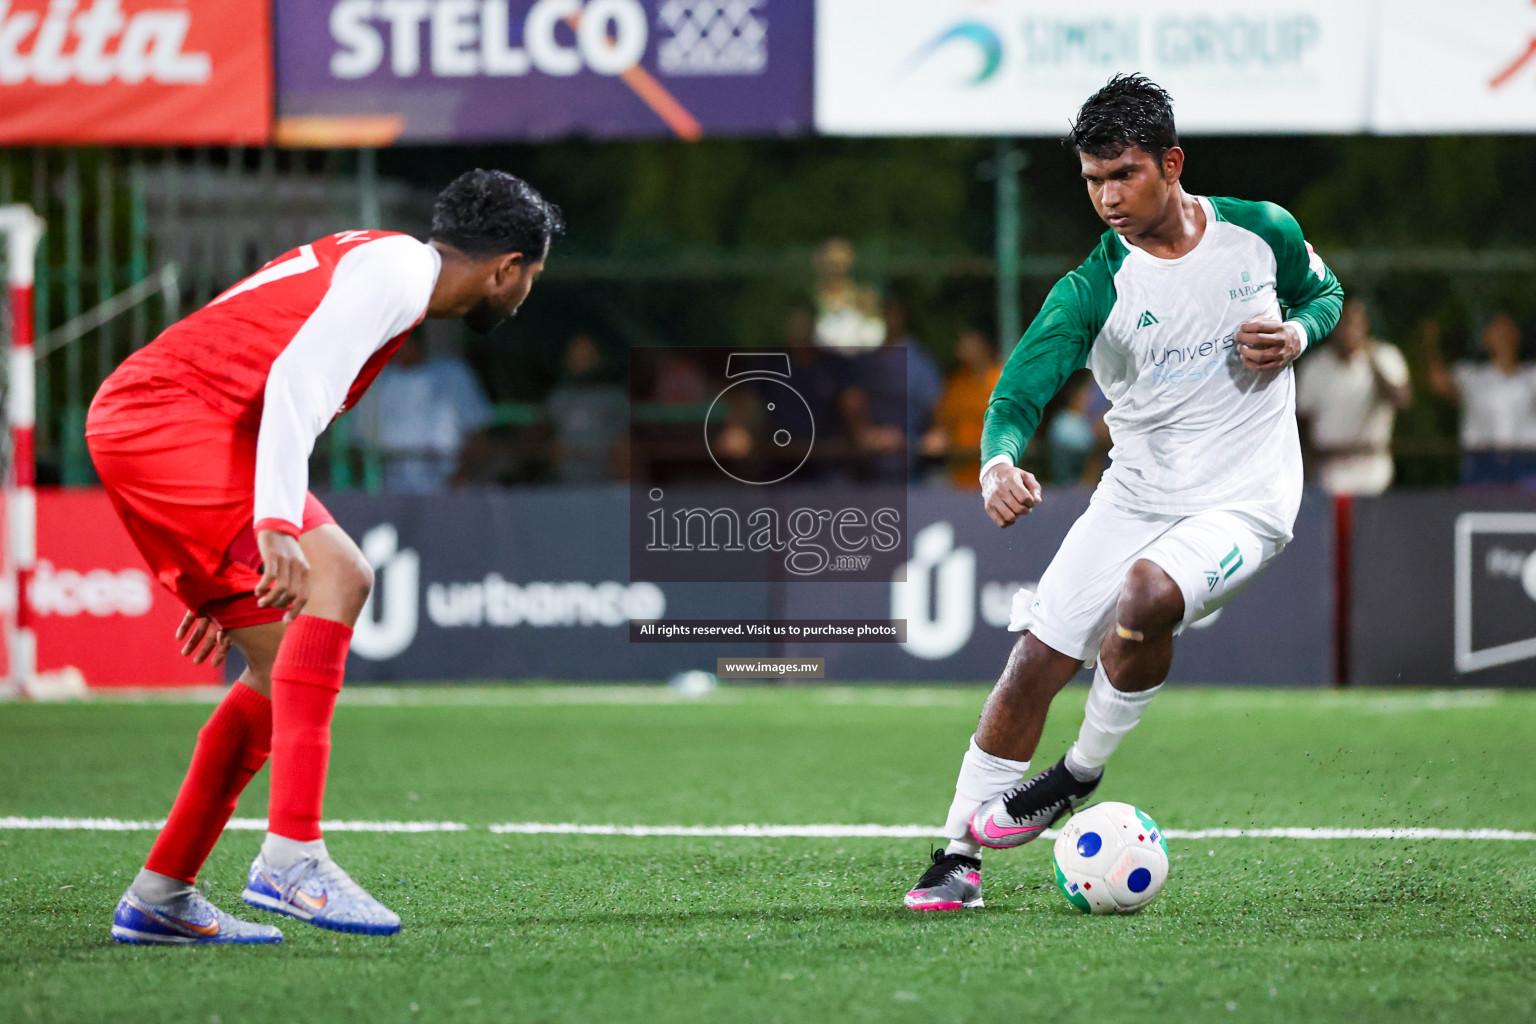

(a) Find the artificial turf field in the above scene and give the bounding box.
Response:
[2,685,1534,1024]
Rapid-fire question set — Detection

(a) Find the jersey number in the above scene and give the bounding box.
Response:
[208,244,320,307]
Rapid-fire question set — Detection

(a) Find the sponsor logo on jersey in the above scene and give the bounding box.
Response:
[1229,278,1275,302]
[1148,333,1238,387]
[1135,309,1159,330]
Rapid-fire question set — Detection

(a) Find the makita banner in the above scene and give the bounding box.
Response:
[0,0,272,144]
[312,487,1332,684]
[274,0,813,144]
[1351,493,1536,688]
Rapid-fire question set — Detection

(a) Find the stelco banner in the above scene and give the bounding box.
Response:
[0,0,272,144]
[815,0,1373,136]
[274,0,813,144]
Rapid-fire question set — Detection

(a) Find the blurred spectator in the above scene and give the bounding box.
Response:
[650,349,709,404]
[788,310,854,442]
[1296,298,1411,495]
[779,336,853,479]
[812,238,884,352]
[713,310,851,481]
[922,327,1003,488]
[839,299,940,481]
[1047,371,1105,485]
[887,298,943,471]
[547,333,629,484]
[351,331,493,494]
[1423,312,1536,486]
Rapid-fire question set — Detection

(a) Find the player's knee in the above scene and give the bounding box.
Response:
[1115,560,1184,636]
[316,547,374,619]
[341,554,375,612]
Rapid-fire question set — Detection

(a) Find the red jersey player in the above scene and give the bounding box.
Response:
[89,170,562,944]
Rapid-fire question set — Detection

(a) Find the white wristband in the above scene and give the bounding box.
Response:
[1285,320,1309,355]
[979,454,1014,484]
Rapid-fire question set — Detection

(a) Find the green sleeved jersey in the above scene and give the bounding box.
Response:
[981,195,1343,540]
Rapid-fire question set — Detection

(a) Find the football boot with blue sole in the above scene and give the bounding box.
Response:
[111,888,283,945]
[243,852,401,936]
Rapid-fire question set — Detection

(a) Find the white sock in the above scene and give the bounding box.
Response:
[941,735,1031,854]
[1067,662,1161,774]
[130,868,194,905]
[262,832,328,871]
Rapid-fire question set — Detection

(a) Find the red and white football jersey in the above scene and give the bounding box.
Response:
[108,230,441,533]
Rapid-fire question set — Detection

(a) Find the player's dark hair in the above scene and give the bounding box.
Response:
[430,169,564,260]
[1065,74,1179,165]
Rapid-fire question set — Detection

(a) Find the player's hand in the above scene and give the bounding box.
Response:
[176,612,232,667]
[1236,318,1304,371]
[981,462,1043,528]
[255,529,310,622]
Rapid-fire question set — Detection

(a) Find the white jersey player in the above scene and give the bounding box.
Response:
[905,75,1343,911]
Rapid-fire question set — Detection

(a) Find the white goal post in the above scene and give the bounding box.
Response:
[0,204,44,693]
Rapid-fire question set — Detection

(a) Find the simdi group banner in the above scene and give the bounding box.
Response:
[273,0,814,145]
[814,0,1536,138]
[1372,0,1536,133]
[815,0,1375,136]
[0,0,272,144]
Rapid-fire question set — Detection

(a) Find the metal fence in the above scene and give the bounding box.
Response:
[0,147,421,486]
[4,145,1534,491]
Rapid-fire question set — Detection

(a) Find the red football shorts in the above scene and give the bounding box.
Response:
[86,376,336,630]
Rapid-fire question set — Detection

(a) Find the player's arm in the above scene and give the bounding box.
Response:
[980,271,1101,527]
[253,237,438,618]
[1234,202,1343,372]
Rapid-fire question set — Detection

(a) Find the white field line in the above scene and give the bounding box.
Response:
[0,817,470,833]
[8,685,1512,712]
[2,817,1534,841]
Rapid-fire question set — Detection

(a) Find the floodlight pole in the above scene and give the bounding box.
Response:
[994,139,1027,358]
[0,204,43,691]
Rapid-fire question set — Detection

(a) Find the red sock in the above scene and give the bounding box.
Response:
[145,683,272,884]
[267,615,352,842]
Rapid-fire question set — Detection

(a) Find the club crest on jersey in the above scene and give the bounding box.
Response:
[1135,310,1159,330]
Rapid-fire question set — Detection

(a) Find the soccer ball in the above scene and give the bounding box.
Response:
[1051,801,1169,915]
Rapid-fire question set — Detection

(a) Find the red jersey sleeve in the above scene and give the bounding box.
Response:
[253,235,440,531]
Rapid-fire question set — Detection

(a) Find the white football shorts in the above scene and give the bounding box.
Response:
[1008,495,1286,664]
